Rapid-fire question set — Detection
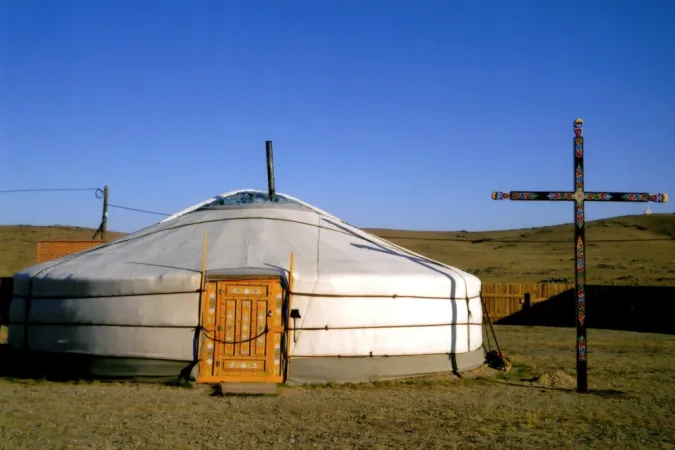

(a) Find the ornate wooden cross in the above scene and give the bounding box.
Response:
[491,118,668,393]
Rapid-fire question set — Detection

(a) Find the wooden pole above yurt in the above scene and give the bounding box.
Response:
[266,140,276,202]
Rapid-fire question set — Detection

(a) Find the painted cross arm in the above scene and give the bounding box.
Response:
[491,191,575,201]
[583,192,668,202]
[492,191,668,203]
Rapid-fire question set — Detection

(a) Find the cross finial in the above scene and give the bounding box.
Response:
[574,117,584,137]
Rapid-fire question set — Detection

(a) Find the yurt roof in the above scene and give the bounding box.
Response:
[13,190,481,300]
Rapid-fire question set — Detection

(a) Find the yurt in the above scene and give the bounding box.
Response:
[7,189,484,385]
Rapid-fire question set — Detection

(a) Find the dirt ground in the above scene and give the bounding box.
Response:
[0,325,673,449]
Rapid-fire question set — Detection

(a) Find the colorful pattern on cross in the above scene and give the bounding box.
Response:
[491,118,668,393]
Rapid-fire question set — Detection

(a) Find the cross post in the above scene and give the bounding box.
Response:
[491,118,668,393]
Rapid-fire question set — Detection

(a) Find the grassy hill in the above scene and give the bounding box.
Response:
[368,214,675,286]
[1,214,674,285]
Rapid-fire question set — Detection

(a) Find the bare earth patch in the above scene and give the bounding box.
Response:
[1,325,674,449]
[534,371,576,389]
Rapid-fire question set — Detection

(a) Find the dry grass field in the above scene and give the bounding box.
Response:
[1,213,675,285]
[1,215,674,448]
[0,326,673,449]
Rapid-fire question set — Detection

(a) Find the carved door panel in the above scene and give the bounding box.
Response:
[198,278,285,383]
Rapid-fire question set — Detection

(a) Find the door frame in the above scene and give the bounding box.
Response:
[195,274,292,384]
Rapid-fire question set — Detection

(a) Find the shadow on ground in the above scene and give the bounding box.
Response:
[495,285,675,335]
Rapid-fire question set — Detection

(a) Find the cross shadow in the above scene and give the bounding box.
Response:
[485,378,626,396]
[350,243,455,279]
[323,219,451,270]
[586,389,626,397]
[125,262,202,273]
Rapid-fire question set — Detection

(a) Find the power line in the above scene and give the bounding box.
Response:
[1,187,105,199]
[1,187,671,241]
[0,187,100,193]
[377,236,674,244]
[108,204,170,216]
[1,187,167,217]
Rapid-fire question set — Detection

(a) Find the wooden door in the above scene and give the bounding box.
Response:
[197,277,285,383]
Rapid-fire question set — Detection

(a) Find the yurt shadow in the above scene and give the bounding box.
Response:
[0,344,195,383]
[0,343,96,382]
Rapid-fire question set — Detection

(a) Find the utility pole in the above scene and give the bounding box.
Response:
[101,185,109,240]
[92,185,109,240]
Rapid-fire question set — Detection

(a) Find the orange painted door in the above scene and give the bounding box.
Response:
[198,278,285,383]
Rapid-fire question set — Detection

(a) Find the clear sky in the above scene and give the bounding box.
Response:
[1,0,673,233]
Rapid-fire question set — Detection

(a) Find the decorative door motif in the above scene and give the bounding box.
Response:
[198,278,285,383]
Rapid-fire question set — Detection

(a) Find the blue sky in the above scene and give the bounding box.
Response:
[1,0,673,233]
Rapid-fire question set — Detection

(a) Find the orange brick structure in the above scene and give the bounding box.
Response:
[36,241,108,264]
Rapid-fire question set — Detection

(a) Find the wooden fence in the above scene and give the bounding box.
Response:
[481,282,574,321]
[482,282,675,334]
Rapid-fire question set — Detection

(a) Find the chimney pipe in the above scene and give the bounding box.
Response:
[266,140,276,202]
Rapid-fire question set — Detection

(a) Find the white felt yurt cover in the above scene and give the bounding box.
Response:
[9,190,484,383]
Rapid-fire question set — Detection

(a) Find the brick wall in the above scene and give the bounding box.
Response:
[36,241,108,264]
